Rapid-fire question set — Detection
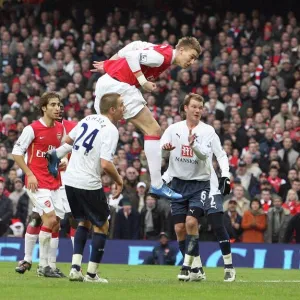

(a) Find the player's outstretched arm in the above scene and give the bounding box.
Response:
[55,136,74,158]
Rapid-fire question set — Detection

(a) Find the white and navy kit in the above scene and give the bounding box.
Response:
[161,121,229,218]
[64,114,119,227]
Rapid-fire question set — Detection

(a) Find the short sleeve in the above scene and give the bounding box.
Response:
[100,126,119,161]
[68,123,80,141]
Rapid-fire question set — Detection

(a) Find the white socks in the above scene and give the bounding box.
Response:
[24,233,39,263]
[48,234,59,270]
[144,137,163,188]
[72,254,83,267]
[183,254,193,268]
[223,254,233,265]
[87,262,98,275]
[39,227,52,267]
[191,255,203,269]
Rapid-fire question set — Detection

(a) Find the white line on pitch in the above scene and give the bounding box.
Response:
[238,280,300,283]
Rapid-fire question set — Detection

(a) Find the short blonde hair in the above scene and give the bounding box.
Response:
[176,37,202,56]
[100,93,121,114]
[287,189,299,202]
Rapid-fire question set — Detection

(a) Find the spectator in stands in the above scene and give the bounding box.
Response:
[279,169,298,200]
[259,189,273,213]
[278,137,299,170]
[224,198,243,242]
[113,198,140,240]
[123,167,139,210]
[0,181,13,236]
[282,189,300,215]
[140,194,166,240]
[284,213,300,243]
[136,181,147,213]
[9,178,25,217]
[143,232,176,265]
[241,199,267,243]
[223,185,250,216]
[265,195,291,243]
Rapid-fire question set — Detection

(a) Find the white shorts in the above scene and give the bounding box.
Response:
[59,186,71,213]
[27,188,65,219]
[94,74,146,119]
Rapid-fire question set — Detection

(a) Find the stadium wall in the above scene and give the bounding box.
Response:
[0,238,299,269]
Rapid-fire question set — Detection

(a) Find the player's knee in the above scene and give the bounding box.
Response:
[174,223,186,236]
[94,220,109,235]
[79,220,92,230]
[185,216,198,232]
[52,221,60,233]
[29,213,42,227]
[47,215,58,228]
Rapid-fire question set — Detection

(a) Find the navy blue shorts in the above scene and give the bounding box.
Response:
[170,178,210,219]
[206,193,224,215]
[65,185,110,228]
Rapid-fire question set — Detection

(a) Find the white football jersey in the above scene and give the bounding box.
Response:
[63,115,118,190]
[161,121,230,191]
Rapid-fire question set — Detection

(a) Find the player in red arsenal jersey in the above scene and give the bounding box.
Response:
[15,103,77,276]
[12,92,65,278]
[91,37,202,200]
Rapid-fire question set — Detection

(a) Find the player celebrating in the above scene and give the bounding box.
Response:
[12,92,65,278]
[90,37,202,200]
[160,93,234,282]
[48,93,124,283]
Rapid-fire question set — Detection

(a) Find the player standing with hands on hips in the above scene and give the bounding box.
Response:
[89,37,202,200]
[161,93,235,282]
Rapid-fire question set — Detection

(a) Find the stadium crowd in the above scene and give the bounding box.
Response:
[0,0,299,243]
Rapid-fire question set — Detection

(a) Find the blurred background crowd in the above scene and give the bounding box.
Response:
[0,0,299,244]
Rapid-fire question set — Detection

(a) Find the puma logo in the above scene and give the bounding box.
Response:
[176,133,180,139]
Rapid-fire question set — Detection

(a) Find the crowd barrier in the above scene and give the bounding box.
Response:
[0,238,299,269]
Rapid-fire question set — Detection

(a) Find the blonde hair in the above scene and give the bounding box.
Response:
[100,93,121,114]
[176,37,202,56]
[286,189,299,202]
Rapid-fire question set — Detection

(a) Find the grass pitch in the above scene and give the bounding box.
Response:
[0,262,299,300]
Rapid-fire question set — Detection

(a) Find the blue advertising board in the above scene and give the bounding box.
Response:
[0,237,299,269]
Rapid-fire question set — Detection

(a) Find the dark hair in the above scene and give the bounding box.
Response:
[39,92,61,116]
[100,93,121,114]
[251,198,262,208]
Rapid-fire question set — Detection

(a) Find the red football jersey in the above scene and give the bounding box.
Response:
[26,120,64,190]
[62,119,77,134]
[61,119,77,170]
[104,44,173,87]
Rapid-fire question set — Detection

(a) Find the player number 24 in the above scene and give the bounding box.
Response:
[73,123,99,154]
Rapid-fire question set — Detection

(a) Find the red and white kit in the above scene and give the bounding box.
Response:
[94,41,175,119]
[12,119,65,218]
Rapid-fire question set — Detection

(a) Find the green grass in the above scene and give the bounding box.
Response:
[0,262,299,300]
